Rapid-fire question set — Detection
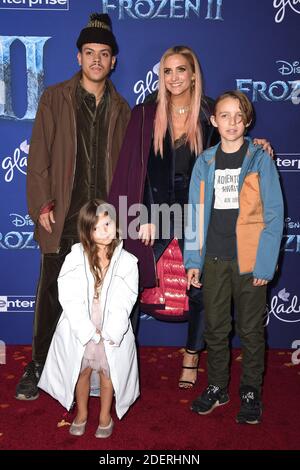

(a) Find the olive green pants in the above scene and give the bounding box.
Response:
[203,257,267,392]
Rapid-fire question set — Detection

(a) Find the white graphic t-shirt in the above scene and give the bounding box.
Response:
[214,168,241,210]
[206,140,249,258]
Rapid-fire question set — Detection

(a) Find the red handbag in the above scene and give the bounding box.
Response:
[140,238,189,321]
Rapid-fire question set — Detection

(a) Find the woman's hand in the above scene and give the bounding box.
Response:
[138,223,156,246]
[253,278,268,286]
[253,138,274,158]
[187,268,202,290]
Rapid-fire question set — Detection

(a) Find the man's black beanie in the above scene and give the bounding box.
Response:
[76,13,118,55]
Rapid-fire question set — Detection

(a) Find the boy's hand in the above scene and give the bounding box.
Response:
[253,278,268,286]
[253,138,274,158]
[187,269,202,290]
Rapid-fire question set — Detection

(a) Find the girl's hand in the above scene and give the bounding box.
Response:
[187,268,202,290]
[138,223,156,246]
[253,138,274,158]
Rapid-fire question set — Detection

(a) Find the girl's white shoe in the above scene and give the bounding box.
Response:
[95,418,114,438]
[69,419,87,436]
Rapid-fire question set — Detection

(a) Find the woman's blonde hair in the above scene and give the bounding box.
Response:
[154,45,203,156]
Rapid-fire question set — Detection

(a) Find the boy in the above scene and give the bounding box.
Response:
[184,91,284,424]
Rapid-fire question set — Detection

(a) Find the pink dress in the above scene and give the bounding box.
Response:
[81,291,110,378]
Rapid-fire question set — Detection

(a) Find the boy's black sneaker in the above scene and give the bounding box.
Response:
[15,361,44,400]
[190,384,229,415]
[236,386,262,424]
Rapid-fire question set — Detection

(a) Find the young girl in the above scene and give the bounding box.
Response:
[38,199,139,438]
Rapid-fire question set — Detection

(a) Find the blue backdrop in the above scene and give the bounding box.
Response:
[0,0,299,349]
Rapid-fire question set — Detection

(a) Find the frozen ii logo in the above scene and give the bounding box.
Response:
[0,213,37,249]
[281,217,300,254]
[101,0,224,20]
[0,36,50,121]
[273,0,300,23]
[236,59,300,103]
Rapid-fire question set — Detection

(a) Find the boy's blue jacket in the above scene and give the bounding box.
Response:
[184,138,284,281]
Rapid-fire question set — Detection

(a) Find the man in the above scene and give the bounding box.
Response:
[15,13,131,400]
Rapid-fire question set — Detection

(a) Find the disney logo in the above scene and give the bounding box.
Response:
[0,231,37,250]
[274,0,300,23]
[277,60,300,76]
[1,140,29,182]
[285,217,300,229]
[133,62,159,104]
[10,214,34,228]
[266,289,300,323]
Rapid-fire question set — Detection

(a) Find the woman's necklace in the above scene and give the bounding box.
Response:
[171,103,190,115]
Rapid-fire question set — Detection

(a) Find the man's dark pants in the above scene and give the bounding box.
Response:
[32,238,75,364]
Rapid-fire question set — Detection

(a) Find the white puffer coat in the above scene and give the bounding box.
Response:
[38,242,139,419]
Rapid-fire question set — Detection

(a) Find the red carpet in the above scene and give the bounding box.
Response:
[0,346,299,450]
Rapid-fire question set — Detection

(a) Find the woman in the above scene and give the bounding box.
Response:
[109,45,271,389]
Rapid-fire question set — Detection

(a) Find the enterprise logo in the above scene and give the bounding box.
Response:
[0,0,69,10]
[276,154,300,172]
[0,295,35,312]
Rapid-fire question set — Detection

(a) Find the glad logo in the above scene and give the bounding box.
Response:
[267,289,300,323]
[273,0,300,23]
[1,139,29,182]
[133,62,159,104]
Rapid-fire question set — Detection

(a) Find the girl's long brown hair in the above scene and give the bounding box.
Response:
[77,199,120,296]
[154,45,203,156]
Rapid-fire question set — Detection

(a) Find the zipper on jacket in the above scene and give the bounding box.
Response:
[138,106,159,286]
[64,91,77,222]
[54,90,77,252]
[138,105,145,208]
[105,106,117,194]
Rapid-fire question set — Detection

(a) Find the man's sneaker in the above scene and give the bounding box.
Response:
[190,384,229,415]
[236,386,262,424]
[15,361,44,401]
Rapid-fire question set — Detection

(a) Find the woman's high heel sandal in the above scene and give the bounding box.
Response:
[178,349,199,389]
